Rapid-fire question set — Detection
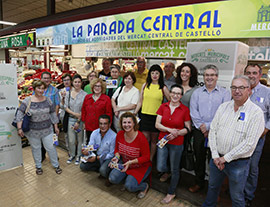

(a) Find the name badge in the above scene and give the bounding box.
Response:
[99,74,108,81]
[239,112,245,121]
[256,97,264,103]
[106,79,118,89]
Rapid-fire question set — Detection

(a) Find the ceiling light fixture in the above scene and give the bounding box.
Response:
[0,21,17,26]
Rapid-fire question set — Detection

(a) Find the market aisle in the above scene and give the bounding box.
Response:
[0,146,194,207]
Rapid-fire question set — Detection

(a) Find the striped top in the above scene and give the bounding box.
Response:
[209,98,264,163]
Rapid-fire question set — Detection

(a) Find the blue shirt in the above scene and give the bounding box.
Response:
[250,83,270,130]
[44,84,60,107]
[88,128,116,164]
[190,85,231,130]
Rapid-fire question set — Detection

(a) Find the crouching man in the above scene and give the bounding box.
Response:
[80,114,116,179]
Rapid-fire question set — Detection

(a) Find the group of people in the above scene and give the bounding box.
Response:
[15,57,269,206]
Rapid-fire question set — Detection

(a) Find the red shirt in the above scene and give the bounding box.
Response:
[156,102,191,145]
[115,131,151,184]
[81,94,112,131]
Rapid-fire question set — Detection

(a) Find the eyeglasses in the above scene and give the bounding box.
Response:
[230,86,249,92]
[63,79,70,82]
[94,85,102,88]
[170,92,182,96]
[204,74,217,77]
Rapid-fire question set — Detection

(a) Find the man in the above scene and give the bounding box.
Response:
[244,64,270,207]
[98,58,111,80]
[189,64,231,193]
[80,115,116,180]
[40,71,60,161]
[134,56,148,92]
[203,75,264,207]
[164,62,176,90]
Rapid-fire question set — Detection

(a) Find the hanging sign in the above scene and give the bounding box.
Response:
[0,33,34,49]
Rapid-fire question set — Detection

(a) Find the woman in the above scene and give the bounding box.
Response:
[65,74,87,165]
[59,73,72,155]
[16,80,62,175]
[134,64,170,161]
[81,78,112,144]
[111,71,139,132]
[155,84,191,204]
[108,112,151,199]
[176,63,199,108]
[106,64,123,98]
[84,71,98,94]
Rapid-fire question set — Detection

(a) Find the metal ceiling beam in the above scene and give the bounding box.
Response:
[47,0,56,16]
[0,0,225,37]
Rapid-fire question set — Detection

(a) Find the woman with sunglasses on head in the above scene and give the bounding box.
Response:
[155,84,191,204]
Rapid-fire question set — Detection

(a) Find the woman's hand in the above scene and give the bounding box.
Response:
[74,113,81,120]
[168,128,178,137]
[54,125,60,135]
[166,133,176,140]
[82,148,88,156]
[60,90,66,98]
[122,160,131,172]
[114,111,119,118]
[17,129,24,137]
[73,122,80,130]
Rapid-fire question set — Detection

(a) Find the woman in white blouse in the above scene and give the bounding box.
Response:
[111,71,139,132]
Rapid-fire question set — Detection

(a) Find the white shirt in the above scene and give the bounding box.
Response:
[112,86,139,116]
[209,98,264,163]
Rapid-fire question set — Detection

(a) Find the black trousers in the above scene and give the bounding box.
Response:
[193,128,208,187]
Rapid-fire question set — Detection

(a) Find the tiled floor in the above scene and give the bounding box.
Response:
[0,146,194,207]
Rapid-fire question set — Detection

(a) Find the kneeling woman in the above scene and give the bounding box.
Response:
[109,112,151,199]
[155,84,191,204]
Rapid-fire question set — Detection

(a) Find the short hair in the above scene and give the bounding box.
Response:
[202,64,219,76]
[72,74,82,82]
[123,71,136,84]
[61,73,72,80]
[90,78,106,94]
[102,58,111,64]
[32,80,46,90]
[165,62,175,70]
[41,71,51,78]
[137,56,146,64]
[119,112,139,131]
[86,71,98,80]
[244,64,262,74]
[146,64,164,89]
[176,63,198,87]
[170,84,184,95]
[110,64,121,72]
[232,75,251,88]
[99,114,111,124]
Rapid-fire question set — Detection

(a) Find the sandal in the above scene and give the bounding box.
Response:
[137,183,149,199]
[160,194,175,204]
[36,168,43,175]
[160,173,171,182]
[55,166,62,174]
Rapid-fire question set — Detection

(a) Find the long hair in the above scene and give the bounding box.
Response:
[176,63,198,87]
[146,64,164,89]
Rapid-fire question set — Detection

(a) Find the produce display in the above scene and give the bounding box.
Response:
[17,69,77,101]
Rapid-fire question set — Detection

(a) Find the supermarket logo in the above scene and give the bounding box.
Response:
[0,76,14,85]
[250,5,270,31]
[190,49,230,64]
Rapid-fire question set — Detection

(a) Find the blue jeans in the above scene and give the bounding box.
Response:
[80,159,111,178]
[109,166,151,192]
[67,118,83,158]
[203,159,250,207]
[28,133,59,169]
[244,137,265,201]
[157,144,183,195]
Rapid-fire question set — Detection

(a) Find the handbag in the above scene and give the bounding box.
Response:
[62,90,71,133]
[12,97,32,132]
[181,130,195,171]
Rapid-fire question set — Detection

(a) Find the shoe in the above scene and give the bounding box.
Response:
[105,179,112,187]
[188,185,201,193]
[55,166,62,174]
[160,173,171,182]
[245,199,252,207]
[160,194,175,204]
[74,157,80,165]
[36,168,43,175]
[66,156,74,164]
[137,183,149,199]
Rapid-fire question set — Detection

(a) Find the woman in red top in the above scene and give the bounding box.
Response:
[155,84,191,204]
[108,112,151,199]
[81,78,112,144]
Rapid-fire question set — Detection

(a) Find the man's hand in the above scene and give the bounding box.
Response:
[82,149,88,156]
[87,156,96,163]
[200,123,207,134]
[214,157,225,171]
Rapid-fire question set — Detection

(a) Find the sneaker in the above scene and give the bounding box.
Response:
[74,157,80,165]
[66,156,74,164]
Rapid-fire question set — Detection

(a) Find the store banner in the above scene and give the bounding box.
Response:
[36,0,269,46]
[0,64,23,171]
[0,33,34,49]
